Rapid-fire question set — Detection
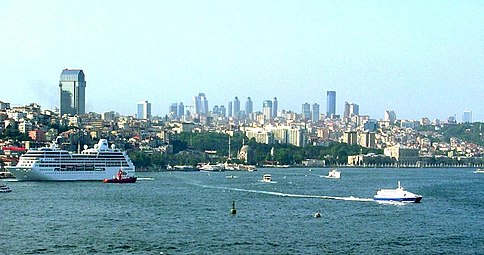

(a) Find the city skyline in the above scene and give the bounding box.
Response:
[0,1,483,121]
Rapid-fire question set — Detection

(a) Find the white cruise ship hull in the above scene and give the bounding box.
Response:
[7,166,135,181]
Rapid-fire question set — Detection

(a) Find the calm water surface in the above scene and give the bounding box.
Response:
[1,168,483,254]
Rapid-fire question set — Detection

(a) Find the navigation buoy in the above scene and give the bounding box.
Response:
[314,212,321,218]
[230,201,236,215]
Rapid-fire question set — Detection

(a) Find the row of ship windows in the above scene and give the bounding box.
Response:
[38,163,130,168]
[24,155,126,159]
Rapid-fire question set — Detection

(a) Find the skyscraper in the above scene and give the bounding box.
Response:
[137,100,151,120]
[463,111,472,123]
[220,105,226,117]
[169,103,178,118]
[245,97,253,115]
[212,105,220,114]
[59,69,86,116]
[178,102,184,117]
[228,101,233,117]
[350,103,359,116]
[384,110,396,123]
[193,93,208,115]
[272,97,278,119]
[233,96,240,118]
[326,91,336,117]
[263,100,273,120]
[344,102,350,118]
[312,103,320,122]
[302,103,311,120]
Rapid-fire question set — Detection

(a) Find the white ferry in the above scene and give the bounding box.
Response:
[374,181,422,203]
[6,139,135,181]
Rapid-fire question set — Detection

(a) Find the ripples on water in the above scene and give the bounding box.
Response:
[1,168,483,254]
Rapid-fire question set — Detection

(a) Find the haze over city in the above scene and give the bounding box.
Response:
[1,1,483,121]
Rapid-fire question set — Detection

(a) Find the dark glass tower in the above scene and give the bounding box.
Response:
[326,91,336,117]
[59,69,86,116]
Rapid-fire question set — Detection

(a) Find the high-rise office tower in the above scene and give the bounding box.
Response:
[169,103,178,118]
[233,96,240,118]
[344,102,350,118]
[326,91,336,117]
[272,97,278,119]
[178,102,184,117]
[228,101,233,118]
[137,100,151,120]
[463,111,472,123]
[193,93,208,115]
[245,97,253,115]
[312,103,320,122]
[350,103,359,116]
[384,110,396,123]
[263,100,273,120]
[220,105,226,117]
[59,69,86,116]
[212,105,220,114]
[302,103,311,120]
[345,102,360,118]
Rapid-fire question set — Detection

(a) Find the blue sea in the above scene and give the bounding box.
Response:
[1,168,483,254]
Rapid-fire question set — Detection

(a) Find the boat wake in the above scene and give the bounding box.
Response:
[137,177,155,181]
[199,184,373,202]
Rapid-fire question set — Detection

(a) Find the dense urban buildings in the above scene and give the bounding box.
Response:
[59,69,86,116]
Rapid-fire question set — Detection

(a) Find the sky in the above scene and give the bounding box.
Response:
[0,0,483,121]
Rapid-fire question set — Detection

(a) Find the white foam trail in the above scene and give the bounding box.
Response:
[137,177,155,181]
[200,185,373,202]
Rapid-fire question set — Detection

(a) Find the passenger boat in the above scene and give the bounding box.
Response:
[0,183,12,193]
[6,138,135,181]
[103,169,137,183]
[259,174,275,183]
[374,181,422,203]
[324,169,341,179]
[198,163,225,172]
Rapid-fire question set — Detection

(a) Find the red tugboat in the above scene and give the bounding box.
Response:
[103,169,137,183]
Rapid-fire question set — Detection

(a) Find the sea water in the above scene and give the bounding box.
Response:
[1,168,483,254]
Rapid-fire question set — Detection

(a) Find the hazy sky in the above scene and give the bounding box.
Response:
[1,0,483,121]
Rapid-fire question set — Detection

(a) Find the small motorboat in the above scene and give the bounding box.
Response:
[324,169,341,179]
[474,168,484,174]
[259,174,276,183]
[0,183,12,193]
[103,169,137,183]
[374,181,422,203]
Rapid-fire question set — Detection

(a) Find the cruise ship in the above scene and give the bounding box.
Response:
[6,139,135,181]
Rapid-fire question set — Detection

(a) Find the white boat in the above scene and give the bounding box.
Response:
[6,138,135,181]
[198,163,225,172]
[0,183,12,193]
[374,181,422,203]
[474,168,484,173]
[259,174,276,183]
[324,169,341,179]
[238,164,257,171]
